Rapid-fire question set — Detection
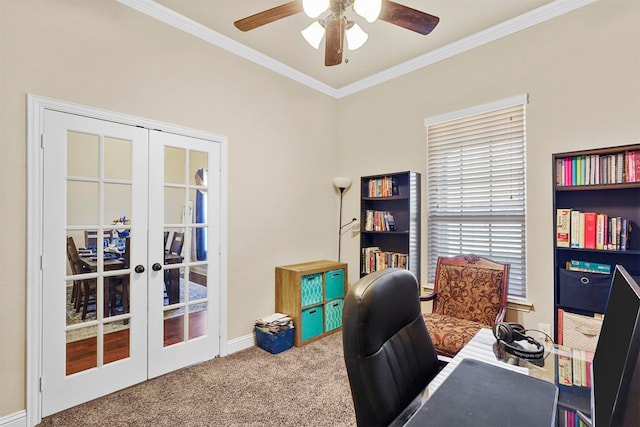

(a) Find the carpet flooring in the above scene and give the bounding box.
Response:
[38,331,356,426]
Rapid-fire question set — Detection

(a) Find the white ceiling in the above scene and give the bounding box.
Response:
[119,0,598,98]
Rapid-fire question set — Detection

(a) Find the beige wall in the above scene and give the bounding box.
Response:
[1,0,638,419]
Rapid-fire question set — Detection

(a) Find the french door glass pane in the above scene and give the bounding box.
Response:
[165,146,185,184]
[162,145,209,348]
[104,183,131,226]
[67,182,98,226]
[67,131,98,178]
[65,130,132,375]
[164,187,186,224]
[104,137,132,180]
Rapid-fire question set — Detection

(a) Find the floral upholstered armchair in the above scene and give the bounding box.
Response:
[421,254,510,357]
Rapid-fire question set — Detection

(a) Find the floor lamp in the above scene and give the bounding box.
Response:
[333,176,355,262]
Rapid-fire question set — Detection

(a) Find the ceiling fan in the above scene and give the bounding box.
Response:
[234,0,439,67]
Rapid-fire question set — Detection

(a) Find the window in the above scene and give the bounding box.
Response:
[424,95,527,299]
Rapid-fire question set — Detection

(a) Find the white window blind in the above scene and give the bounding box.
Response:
[425,97,527,299]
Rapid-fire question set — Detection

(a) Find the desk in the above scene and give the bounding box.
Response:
[396,328,591,426]
[431,328,591,415]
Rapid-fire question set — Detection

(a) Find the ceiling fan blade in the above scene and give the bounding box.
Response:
[234,1,303,32]
[325,17,345,66]
[379,0,439,35]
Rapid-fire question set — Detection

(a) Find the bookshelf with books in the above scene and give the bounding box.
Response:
[360,171,420,281]
[553,144,640,343]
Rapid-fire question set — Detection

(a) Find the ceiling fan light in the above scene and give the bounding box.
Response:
[301,21,325,49]
[353,0,382,23]
[346,23,368,51]
[302,0,330,18]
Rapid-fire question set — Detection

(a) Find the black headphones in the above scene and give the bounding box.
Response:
[493,322,544,360]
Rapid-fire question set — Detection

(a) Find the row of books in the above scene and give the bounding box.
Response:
[556,208,632,251]
[557,408,590,427]
[557,344,593,388]
[366,176,399,197]
[361,247,408,274]
[555,150,640,186]
[364,210,397,231]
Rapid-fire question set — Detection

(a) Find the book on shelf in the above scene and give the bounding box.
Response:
[567,260,611,275]
[627,150,640,182]
[596,213,606,250]
[385,212,396,231]
[584,212,597,249]
[572,348,582,386]
[557,344,573,386]
[557,208,571,248]
[570,210,581,248]
[585,351,594,388]
[556,149,640,186]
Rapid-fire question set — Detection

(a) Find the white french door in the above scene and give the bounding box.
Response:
[40,109,220,416]
[147,130,220,378]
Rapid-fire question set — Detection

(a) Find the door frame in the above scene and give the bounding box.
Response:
[26,94,228,426]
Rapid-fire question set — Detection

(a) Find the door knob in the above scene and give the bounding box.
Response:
[135,265,145,273]
[152,263,162,271]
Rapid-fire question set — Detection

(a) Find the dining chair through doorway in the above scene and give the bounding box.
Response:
[66,236,96,320]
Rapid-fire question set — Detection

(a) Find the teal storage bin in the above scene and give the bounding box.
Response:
[325,269,345,300]
[301,306,324,341]
[325,299,343,332]
[301,273,323,306]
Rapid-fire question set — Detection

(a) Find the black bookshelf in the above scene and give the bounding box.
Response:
[360,171,420,282]
[553,144,640,333]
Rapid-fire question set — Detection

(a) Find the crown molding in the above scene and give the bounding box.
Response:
[118,0,599,99]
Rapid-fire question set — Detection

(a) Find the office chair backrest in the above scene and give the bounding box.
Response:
[342,268,440,427]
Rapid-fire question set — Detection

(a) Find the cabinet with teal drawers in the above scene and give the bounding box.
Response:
[275,260,348,346]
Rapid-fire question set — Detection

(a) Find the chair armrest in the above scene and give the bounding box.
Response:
[419,292,436,302]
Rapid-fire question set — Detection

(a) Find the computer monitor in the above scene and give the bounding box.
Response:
[591,265,640,426]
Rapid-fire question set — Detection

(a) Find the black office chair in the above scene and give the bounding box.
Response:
[342,268,442,427]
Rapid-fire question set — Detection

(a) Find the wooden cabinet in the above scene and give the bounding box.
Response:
[275,260,348,347]
[360,171,421,281]
[553,144,640,343]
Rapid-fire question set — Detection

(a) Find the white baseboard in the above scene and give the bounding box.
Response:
[0,411,26,427]
[225,332,255,355]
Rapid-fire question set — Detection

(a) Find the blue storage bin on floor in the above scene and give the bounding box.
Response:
[255,327,294,354]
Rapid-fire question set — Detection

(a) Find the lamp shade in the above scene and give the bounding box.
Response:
[301,21,325,49]
[302,0,330,18]
[346,23,368,51]
[353,0,382,23]
[333,176,353,189]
